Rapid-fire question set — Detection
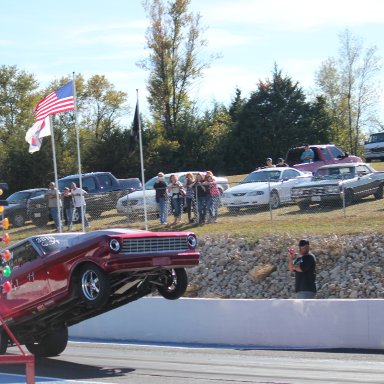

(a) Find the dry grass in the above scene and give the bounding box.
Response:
[6,161,384,244]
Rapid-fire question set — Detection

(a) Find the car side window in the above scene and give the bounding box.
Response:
[9,241,39,270]
[82,177,97,192]
[97,174,113,188]
[321,148,331,161]
[32,191,46,198]
[329,146,344,159]
[356,165,370,176]
[283,170,300,179]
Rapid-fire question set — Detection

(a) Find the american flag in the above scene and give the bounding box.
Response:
[34,81,75,121]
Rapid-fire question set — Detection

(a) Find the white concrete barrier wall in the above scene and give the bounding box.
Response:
[69,298,384,349]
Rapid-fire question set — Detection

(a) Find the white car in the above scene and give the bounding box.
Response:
[221,167,311,211]
[116,171,229,216]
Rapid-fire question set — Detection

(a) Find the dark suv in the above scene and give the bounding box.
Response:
[4,188,47,227]
[28,172,141,227]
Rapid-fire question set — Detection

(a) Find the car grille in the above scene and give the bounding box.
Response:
[371,147,384,153]
[121,237,190,253]
[300,187,327,195]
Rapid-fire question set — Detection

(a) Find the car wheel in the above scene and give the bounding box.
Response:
[270,191,280,209]
[79,264,110,308]
[12,213,26,227]
[298,201,310,210]
[25,326,68,357]
[31,217,48,227]
[374,184,384,199]
[72,209,80,223]
[0,331,8,355]
[89,210,102,219]
[157,268,188,300]
[344,189,354,206]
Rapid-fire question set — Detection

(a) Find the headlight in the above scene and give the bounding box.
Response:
[291,189,301,197]
[247,190,264,196]
[109,238,121,252]
[326,185,341,194]
[187,235,197,249]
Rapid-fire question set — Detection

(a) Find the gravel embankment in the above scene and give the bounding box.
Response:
[186,233,384,299]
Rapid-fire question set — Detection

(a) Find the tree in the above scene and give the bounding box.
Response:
[225,67,332,174]
[316,29,382,155]
[140,0,209,136]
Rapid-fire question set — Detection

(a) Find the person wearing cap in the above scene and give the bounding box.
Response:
[154,172,168,225]
[300,144,315,163]
[276,158,288,167]
[288,239,317,298]
[265,158,275,168]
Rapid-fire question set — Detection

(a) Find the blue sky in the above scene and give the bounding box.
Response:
[1,0,384,122]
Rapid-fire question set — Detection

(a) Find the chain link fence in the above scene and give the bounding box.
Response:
[4,175,382,237]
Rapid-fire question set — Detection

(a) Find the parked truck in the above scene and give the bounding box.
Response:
[285,144,362,173]
[364,132,384,162]
[28,172,141,227]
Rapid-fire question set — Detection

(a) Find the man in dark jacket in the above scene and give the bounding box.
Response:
[288,239,317,298]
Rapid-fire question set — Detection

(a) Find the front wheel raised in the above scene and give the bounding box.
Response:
[25,326,68,357]
[157,268,188,300]
[79,264,110,308]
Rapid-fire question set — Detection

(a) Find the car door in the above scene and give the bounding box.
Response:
[279,169,304,202]
[0,240,51,319]
[353,165,378,197]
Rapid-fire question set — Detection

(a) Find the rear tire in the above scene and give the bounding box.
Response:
[25,326,68,357]
[298,201,310,210]
[0,331,8,355]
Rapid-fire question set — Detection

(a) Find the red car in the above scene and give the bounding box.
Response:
[0,228,199,356]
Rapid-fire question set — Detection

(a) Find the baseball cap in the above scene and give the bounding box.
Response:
[157,172,164,177]
[298,239,309,247]
[266,158,272,162]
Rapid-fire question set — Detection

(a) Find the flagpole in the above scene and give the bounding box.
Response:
[73,73,85,232]
[136,89,148,230]
[49,115,62,232]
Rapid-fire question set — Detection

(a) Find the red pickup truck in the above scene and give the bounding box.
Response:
[285,144,362,173]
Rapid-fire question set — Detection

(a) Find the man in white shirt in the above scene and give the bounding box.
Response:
[70,182,89,228]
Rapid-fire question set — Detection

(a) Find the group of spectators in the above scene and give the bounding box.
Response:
[154,171,220,226]
[44,182,89,231]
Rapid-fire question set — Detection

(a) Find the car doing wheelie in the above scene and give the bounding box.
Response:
[0,228,199,357]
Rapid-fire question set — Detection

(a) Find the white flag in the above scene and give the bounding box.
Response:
[25,117,51,153]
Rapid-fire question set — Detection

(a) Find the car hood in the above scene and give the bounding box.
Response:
[292,179,343,188]
[224,181,280,193]
[119,189,155,201]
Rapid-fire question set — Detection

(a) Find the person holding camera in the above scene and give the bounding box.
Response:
[154,172,168,225]
[288,239,317,298]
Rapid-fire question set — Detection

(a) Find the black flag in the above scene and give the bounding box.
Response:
[128,101,140,156]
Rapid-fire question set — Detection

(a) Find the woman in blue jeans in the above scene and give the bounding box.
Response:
[195,173,208,225]
[167,174,184,225]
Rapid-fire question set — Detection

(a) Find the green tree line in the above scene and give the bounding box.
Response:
[0,0,382,194]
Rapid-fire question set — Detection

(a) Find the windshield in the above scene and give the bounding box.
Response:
[6,191,30,203]
[144,176,171,190]
[32,234,80,254]
[368,133,384,144]
[242,170,282,183]
[314,167,355,180]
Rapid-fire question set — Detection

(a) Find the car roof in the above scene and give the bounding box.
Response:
[59,172,112,180]
[9,188,47,193]
[318,162,366,169]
